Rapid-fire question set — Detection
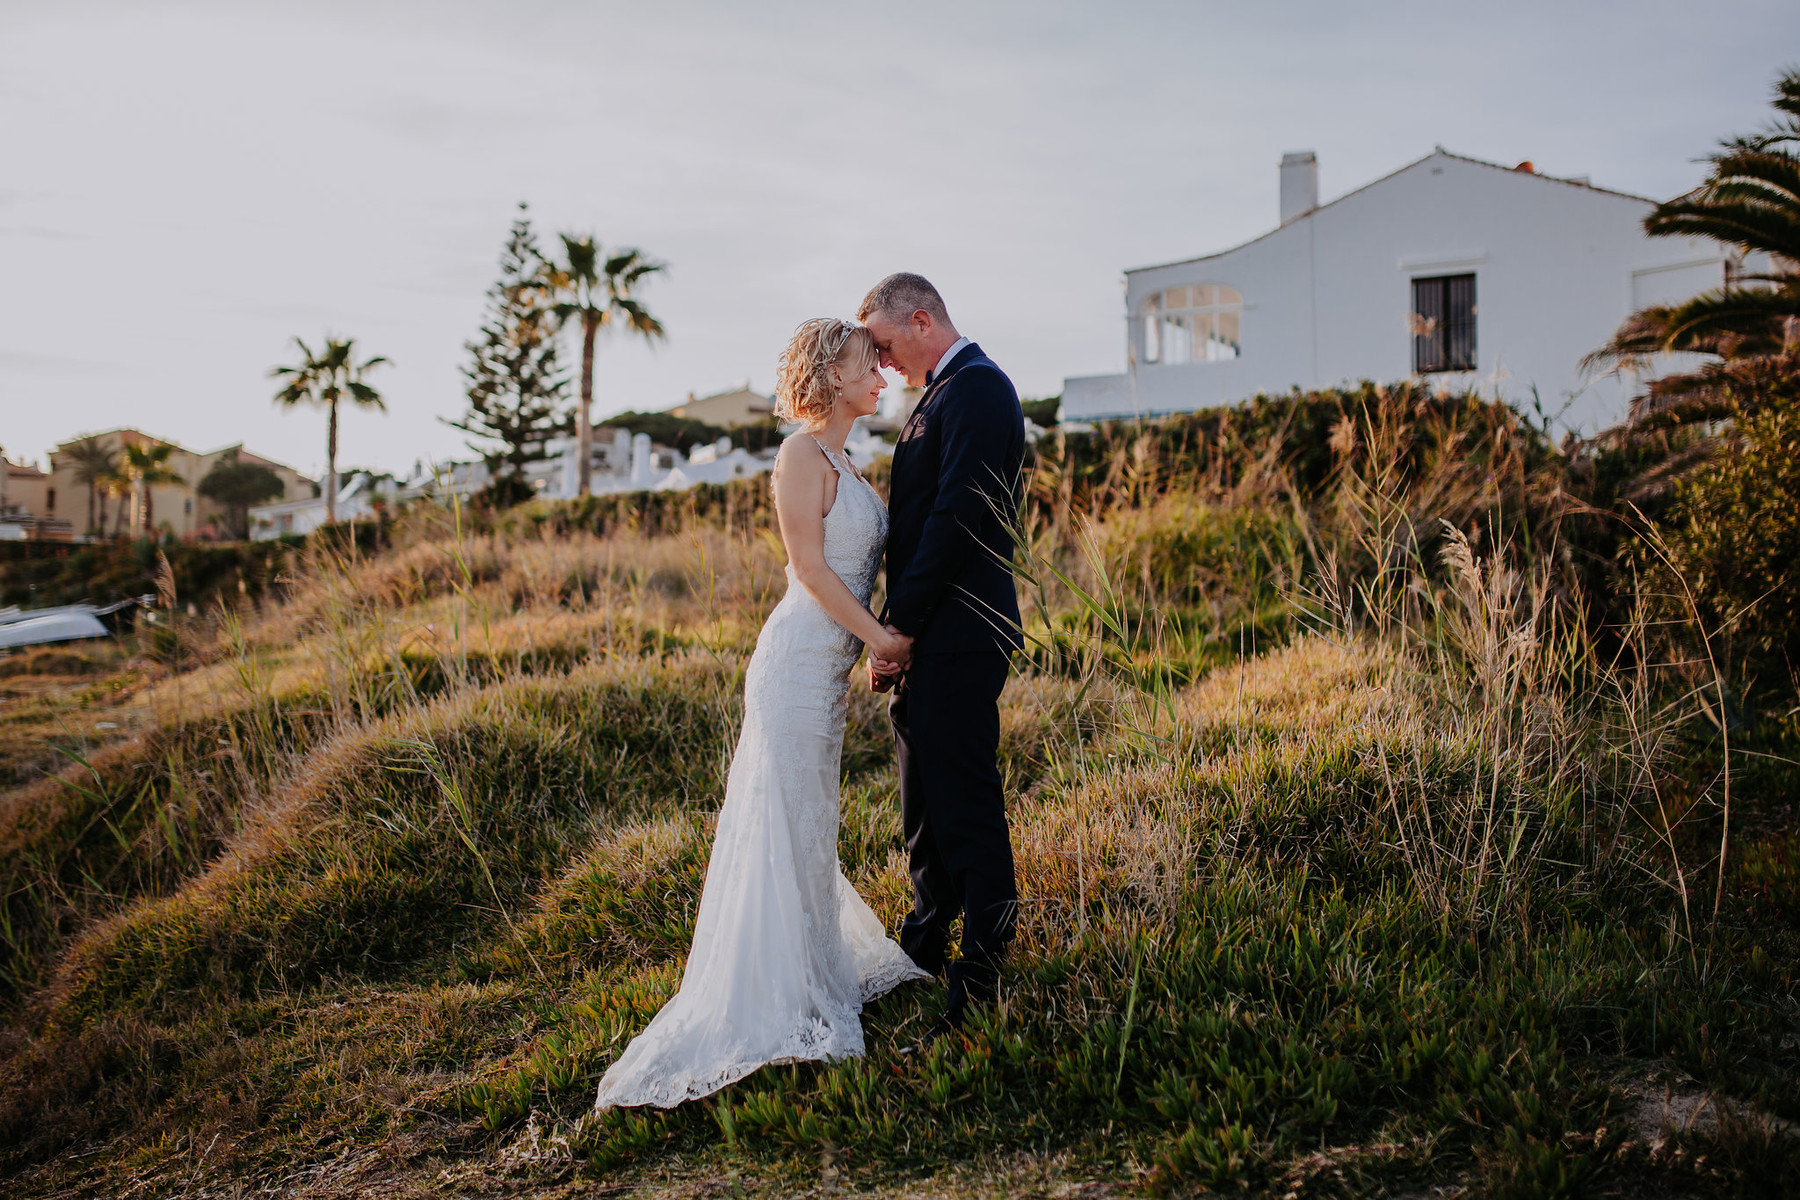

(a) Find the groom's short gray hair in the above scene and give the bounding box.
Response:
[858,273,951,326]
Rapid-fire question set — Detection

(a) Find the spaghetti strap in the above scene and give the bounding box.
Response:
[809,434,848,475]
[807,435,871,484]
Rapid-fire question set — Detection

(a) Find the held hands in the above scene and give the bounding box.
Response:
[867,625,912,692]
[870,624,913,667]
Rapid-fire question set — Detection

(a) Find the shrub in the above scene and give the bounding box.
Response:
[1647,383,1800,716]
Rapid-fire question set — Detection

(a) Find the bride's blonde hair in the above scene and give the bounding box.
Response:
[774,318,877,427]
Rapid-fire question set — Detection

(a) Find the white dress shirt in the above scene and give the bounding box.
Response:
[929,336,971,385]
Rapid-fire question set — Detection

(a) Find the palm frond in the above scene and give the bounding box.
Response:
[612,298,666,340]
[270,335,387,410]
[1618,436,1726,503]
[120,441,186,488]
[1646,196,1800,262]
[559,234,599,283]
[1657,287,1798,351]
[1737,66,1800,150]
[1623,353,1800,429]
[1695,148,1800,204]
[1581,305,1686,376]
[60,436,121,486]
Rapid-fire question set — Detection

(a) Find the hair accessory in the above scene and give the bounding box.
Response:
[774,317,868,427]
[814,319,858,367]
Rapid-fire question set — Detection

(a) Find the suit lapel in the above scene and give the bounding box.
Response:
[884,343,984,617]
[899,375,949,444]
[896,342,982,453]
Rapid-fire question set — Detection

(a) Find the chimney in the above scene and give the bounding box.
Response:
[1280,150,1318,224]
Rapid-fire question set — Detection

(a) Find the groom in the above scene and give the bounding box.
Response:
[859,273,1026,1035]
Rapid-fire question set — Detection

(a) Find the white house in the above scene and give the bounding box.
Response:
[248,471,396,539]
[1062,148,1746,434]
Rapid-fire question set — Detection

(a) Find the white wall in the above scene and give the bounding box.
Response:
[1067,150,1732,435]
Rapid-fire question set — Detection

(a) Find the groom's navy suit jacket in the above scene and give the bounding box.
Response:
[882,342,1026,656]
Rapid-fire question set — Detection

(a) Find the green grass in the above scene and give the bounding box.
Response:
[1,388,1796,1198]
[2,632,1790,1198]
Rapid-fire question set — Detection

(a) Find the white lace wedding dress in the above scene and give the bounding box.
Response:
[594,438,929,1111]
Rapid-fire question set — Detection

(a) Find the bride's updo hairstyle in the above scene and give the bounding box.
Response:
[774,317,877,428]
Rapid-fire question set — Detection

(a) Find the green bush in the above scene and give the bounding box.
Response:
[509,476,776,540]
[0,539,301,610]
[1650,384,1800,713]
[1020,395,1061,426]
[1030,382,1558,516]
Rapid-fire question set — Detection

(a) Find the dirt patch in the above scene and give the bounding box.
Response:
[1609,1059,1795,1141]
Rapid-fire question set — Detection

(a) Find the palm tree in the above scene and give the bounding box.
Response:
[102,469,131,538]
[271,336,389,524]
[546,236,665,495]
[120,442,186,538]
[1585,67,1800,447]
[61,435,121,537]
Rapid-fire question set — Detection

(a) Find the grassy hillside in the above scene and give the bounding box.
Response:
[1,386,1796,1198]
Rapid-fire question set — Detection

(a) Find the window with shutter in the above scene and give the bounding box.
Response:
[1411,273,1477,373]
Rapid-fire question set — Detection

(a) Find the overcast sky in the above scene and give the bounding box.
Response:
[3,1,1794,479]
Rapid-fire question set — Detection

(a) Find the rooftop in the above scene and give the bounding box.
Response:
[1127,147,1657,276]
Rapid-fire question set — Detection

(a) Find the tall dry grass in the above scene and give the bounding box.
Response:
[0,385,1793,1197]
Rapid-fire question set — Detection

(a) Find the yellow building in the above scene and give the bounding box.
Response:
[669,385,774,428]
[0,458,63,540]
[43,429,315,540]
[3,460,49,515]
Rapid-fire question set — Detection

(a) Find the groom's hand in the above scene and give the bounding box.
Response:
[869,626,913,693]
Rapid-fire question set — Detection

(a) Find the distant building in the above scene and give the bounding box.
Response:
[550,426,772,498]
[238,378,900,540]
[246,427,776,539]
[247,471,394,539]
[0,456,61,541]
[1062,148,1751,434]
[40,429,315,540]
[670,384,774,428]
[242,411,911,539]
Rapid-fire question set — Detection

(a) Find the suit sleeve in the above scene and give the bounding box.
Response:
[885,368,1020,640]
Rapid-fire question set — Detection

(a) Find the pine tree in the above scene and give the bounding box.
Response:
[446,203,570,507]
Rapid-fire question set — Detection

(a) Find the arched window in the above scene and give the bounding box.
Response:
[1141,285,1242,365]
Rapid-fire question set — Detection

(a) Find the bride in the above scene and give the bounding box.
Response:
[594,318,930,1110]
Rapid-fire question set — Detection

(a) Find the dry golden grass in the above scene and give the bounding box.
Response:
[1,415,1796,1197]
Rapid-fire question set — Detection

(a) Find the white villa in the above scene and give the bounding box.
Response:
[1062,148,1747,434]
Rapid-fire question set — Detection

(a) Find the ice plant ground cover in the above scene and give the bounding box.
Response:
[0,386,1795,1198]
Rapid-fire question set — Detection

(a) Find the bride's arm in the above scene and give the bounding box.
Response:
[773,439,910,664]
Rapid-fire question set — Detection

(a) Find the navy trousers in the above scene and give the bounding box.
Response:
[890,650,1017,1016]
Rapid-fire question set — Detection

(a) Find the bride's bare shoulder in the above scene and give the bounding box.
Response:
[771,435,826,484]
